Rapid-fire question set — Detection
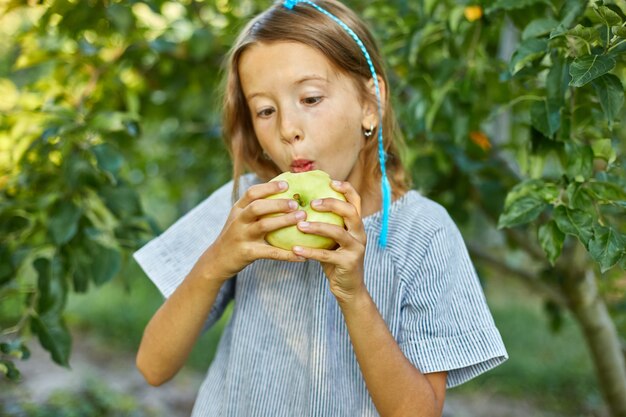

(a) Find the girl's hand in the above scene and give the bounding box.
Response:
[201,180,307,282]
[291,180,367,304]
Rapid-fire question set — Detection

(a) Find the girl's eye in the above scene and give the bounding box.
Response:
[257,108,275,118]
[302,96,322,105]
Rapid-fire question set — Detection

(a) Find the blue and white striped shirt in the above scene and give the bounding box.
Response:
[134,174,508,417]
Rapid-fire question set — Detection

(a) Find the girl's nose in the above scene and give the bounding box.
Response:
[279,109,304,144]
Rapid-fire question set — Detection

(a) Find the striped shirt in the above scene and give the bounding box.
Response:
[134,174,508,417]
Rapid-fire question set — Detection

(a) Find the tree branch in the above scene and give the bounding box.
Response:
[504,228,547,261]
[468,244,567,307]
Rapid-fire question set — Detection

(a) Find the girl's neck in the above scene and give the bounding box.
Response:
[358,185,382,218]
[359,183,407,218]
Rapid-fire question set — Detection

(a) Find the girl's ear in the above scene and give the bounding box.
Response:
[362,75,386,130]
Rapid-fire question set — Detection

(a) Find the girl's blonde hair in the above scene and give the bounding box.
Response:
[222,0,410,201]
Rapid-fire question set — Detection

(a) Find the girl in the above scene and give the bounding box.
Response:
[134,1,508,416]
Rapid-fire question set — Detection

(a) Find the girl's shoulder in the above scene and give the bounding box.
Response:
[365,189,456,239]
[364,190,466,273]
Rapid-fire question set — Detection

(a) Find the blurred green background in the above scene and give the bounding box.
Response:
[1,0,625,416]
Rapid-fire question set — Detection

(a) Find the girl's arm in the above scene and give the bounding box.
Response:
[292,180,446,417]
[136,180,306,386]
[136,250,227,386]
[339,288,447,417]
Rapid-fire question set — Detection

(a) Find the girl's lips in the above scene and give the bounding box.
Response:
[290,160,315,173]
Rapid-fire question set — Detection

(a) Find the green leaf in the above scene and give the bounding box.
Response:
[0,244,14,286]
[48,200,82,245]
[594,6,622,26]
[566,143,594,181]
[72,259,90,293]
[586,181,626,203]
[591,74,624,124]
[498,196,547,228]
[613,26,626,38]
[30,313,71,367]
[92,143,124,175]
[566,24,601,45]
[559,0,588,27]
[509,38,548,75]
[591,139,617,164]
[64,152,100,190]
[504,179,560,205]
[522,18,560,39]
[72,238,122,288]
[531,99,561,138]
[99,185,142,217]
[566,182,594,210]
[589,226,625,273]
[553,205,594,247]
[0,212,31,236]
[0,359,20,380]
[550,23,569,39]
[33,257,67,315]
[89,242,122,286]
[547,54,570,105]
[569,55,616,87]
[538,221,565,265]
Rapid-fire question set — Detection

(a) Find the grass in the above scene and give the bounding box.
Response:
[65,263,604,415]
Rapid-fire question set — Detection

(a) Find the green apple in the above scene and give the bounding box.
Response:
[264,170,346,250]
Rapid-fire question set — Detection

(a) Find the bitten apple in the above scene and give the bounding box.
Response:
[263,170,346,250]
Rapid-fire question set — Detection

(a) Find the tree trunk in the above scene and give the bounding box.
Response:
[562,265,626,417]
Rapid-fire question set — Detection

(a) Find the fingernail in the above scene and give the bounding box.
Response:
[332,180,342,187]
[294,211,306,220]
[298,221,310,229]
[311,199,322,207]
[293,246,304,253]
[288,200,298,210]
[278,181,288,190]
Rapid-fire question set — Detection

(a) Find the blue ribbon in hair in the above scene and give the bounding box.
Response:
[282,0,392,248]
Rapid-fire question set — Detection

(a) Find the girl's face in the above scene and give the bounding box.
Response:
[239,41,375,193]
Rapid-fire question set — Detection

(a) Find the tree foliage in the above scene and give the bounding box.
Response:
[370,0,626,413]
[0,0,240,378]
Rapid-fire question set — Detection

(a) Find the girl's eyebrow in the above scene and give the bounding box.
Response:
[246,75,329,101]
[294,74,328,85]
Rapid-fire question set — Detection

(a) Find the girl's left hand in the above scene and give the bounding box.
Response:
[292,180,367,304]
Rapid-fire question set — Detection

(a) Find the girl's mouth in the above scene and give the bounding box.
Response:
[290,159,315,173]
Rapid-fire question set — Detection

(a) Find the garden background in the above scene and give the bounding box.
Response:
[1,0,626,416]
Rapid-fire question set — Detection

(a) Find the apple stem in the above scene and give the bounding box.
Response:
[293,193,304,207]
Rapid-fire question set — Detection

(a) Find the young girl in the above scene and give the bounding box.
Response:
[134,1,508,416]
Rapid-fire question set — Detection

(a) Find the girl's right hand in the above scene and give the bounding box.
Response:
[199,180,307,282]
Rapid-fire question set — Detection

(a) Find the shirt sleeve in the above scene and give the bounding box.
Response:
[133,178,244,329]
[397,213,508,388]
